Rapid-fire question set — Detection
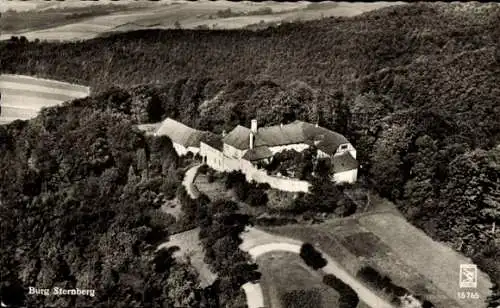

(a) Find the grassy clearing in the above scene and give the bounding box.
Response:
[158,228,217,288]
[263,212,483,307]
[359,213,493,307]
[257,251,340,308]
[340,232,390,258]
[194,172,233,201]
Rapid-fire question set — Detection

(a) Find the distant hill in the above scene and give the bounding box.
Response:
[1,3,497,91]
[0,1,401,42]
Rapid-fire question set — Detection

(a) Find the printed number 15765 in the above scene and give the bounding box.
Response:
[457,291,479,300]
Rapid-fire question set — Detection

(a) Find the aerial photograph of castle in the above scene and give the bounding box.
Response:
[0,1,499,308]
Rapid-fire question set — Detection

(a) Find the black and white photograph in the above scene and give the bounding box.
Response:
[0,0,499,307]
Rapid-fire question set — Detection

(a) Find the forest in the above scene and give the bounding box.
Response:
[0,2,499,307]
[0,100,254,307]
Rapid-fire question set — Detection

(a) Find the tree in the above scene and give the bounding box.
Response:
[166,264,200,308]
[299,243,327,270]
[486,283,500,308]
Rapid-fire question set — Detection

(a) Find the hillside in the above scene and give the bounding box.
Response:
[1,2,500,306]
[0,3,498,93]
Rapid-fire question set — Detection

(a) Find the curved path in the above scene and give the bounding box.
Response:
[240,227,395,308]
[182,164,201,198]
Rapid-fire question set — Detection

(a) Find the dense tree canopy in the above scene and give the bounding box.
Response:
[0,101,208,307]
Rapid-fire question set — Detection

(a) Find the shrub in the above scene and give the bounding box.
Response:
[198,164,209,174]
[356,266,430,305]
[255,215,298,226]
[137,176,164,194]
[357,266,385,288]
[207,172,215,183]
[299,243,327,270]
[161,178,179,200]
[323,274,359,308]
[224,171,246,189]
[267,189,296,211]
[281,289,322,308]
[246,185,268,207]
[233,181,249,201]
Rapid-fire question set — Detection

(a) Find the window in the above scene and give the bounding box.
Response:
[340,144,348,150]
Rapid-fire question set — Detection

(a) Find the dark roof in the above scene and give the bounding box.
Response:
[332,153,359,173]
[223,120,349,155]
[155,118,205,148]
[222,125,251,150]
[201,132,223,151]
[136,122,162,135]
[242,146,273,161]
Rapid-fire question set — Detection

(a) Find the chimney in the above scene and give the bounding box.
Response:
[249,132,254,149]
[222,130,226,137]
[315,122,319,127]
[249,119,258,149]
[280,123,283,128]
[251,119,258,133]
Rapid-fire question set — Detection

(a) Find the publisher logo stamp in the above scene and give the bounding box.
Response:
[459,264,477,288]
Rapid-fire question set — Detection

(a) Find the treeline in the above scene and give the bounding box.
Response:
[0,4,498,92]
[357,266,434,307]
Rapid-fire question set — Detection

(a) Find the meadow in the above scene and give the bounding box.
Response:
[0,74,90,124]
[258,251,340,308]
[264,212,493,308]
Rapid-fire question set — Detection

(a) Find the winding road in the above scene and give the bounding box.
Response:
[182,164,201,198]
[240,227,395,308]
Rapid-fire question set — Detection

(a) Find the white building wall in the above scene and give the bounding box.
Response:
[187,146,200,155]
[173,143,188,156]
[334,143,356,159]
[241,159,310,193]
[317,149,330,159]
[200,143,224,171]
[333,169,358,184]
[268,143,310,154]
[201,142,240,172]
[173,143,199,156]
[223,143,247,159]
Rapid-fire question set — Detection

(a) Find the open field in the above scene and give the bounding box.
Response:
[1,1,405,42]
[0,3,146,34]
[257,251,340,308]
[358,214,493,306]
[0,74,90,125]
[263,212,493,308]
